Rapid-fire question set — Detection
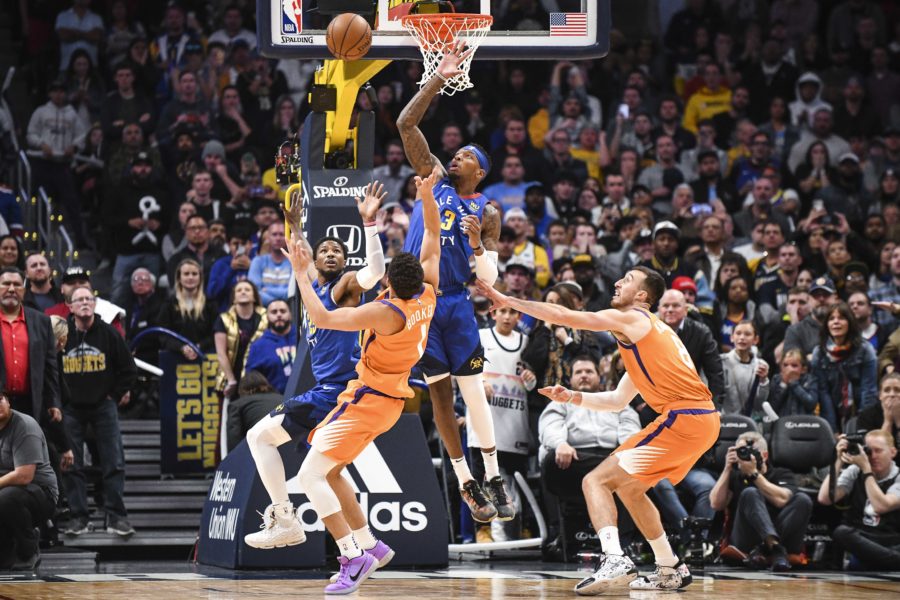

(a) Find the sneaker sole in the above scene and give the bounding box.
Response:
[106,527,136,537]
[470,508,499,523]
[244,533,307,549]
[574,570,637,595]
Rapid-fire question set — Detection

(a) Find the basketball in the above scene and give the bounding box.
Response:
[326,13,372,61]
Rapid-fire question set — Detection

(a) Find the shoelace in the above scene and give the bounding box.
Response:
[464,481,491,507]
[489,478,509,504]
[256,506,276,530]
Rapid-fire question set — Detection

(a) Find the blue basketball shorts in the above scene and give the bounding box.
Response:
[420,289,484,378]
[269,382,345,438]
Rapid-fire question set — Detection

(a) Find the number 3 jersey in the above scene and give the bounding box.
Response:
[403,178,486,291]
[616,308,714,413]
[355,284,437,399]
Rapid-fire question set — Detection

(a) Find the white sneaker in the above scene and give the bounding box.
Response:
[574,553,637,596]
[244,503,307,549]
[629,563,683,591]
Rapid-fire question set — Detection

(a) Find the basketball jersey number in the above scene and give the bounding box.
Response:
[440,209,456,231]
[654,319,696,371]
[415,324,428,358]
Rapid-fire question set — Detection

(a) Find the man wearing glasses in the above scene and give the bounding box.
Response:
[60,286,137,538]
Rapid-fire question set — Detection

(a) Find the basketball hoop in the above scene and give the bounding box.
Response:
[401,13,492,96]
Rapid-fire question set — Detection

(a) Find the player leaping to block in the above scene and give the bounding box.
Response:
[242,183,386,552]
[396,39,514,523]
[477,266,720,595]
[279,168,442,595]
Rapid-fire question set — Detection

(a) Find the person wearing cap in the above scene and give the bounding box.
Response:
[105,150,170,306]
[672,274,721,337]
[783,276,840,359]
[550,171,581,221]
[504,207,551,289]
[155,70,213,150]
[200,140,244,203]
[208,5,258,50]
[398,66,517,522]
[639,221,712,305]
[569,253,610,313]
[502,258,539,338]
[45,267,127,337]
[523,184,557,244]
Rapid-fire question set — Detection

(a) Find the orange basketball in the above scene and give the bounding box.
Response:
[326,13,373,61]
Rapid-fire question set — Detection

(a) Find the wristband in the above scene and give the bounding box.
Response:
[862,472,875,482]
[566,390,575,404]
[435,71,448,82]
[363,220,376,227]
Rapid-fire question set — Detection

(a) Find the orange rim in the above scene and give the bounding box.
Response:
[401,13,493,46]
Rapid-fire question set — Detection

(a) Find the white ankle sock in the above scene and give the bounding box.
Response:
[648,534,678,567]
[481,449,500,480]
[336,533,362,558]
[599,526,623,555]
[451,456,473,489]
[353,525,376,550]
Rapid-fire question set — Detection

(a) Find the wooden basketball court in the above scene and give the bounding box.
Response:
[1,565,898,599]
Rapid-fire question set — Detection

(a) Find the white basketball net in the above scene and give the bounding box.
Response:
[401,14,493,96]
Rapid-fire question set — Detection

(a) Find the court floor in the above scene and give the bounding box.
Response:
[0,559,897,599]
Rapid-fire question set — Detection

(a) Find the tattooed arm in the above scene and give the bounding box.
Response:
[396,40,472,177]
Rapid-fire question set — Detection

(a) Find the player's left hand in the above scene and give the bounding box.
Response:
[414,166,442,202]
[357,181,386,223]
[462,214,482,249]
[475,279,508,310]
[282,233,313,273]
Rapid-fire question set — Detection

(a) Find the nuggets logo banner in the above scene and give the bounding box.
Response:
[160,352,222,473]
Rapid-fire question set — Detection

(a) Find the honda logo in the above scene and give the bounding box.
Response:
[333,176,349,186]
[326,224,362,254]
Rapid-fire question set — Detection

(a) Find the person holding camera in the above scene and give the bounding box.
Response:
[817,429,900,569]
[710,430,814,571]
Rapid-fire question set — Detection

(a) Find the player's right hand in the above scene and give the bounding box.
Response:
[474,279,508,310]
[357,181,386,222]
[281,233,313,273]
[436,39,473,80]
[413,166,441,201]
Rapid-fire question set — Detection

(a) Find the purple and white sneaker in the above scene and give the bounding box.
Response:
[330,540,395,583]
[324,552,377,595]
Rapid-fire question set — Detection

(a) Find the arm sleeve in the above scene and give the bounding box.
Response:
[474,250,499,285]
[354,225,385,290]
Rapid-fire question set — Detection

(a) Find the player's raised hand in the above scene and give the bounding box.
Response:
[474,279,509,310]
[282,193,303,232]
[281,233,313,273]
[538,385,574,404]
[357,181,386,223]
[436,39,474,80]
[414,165,442,202]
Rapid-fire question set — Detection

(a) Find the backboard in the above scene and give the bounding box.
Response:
[258,0,610,61]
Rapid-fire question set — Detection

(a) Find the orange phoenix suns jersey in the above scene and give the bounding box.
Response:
[616,308,714,413]
[356,283,437,399]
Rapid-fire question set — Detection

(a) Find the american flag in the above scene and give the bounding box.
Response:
[549,12,587,36]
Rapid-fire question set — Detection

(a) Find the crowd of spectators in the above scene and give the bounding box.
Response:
[1,0,900,573]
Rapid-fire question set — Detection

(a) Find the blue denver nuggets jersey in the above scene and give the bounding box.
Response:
[307,278,360,385]
[403,178,486,290]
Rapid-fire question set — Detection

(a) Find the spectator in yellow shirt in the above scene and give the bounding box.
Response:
[683,63,732,133]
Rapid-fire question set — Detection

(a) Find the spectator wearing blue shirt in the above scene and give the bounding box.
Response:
[482,154,540,212]
[243,300,296,394]
[207,225,254,311]
[0,184,23,239]
[248,221,291,305]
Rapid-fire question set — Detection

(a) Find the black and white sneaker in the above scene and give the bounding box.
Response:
[675,560,693,588]
[106,516,135,537]
[485,476,516,521]
[574,553,637,596]
[629,563,683,591]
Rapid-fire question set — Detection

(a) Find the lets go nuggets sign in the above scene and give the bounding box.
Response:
[159,352,221,473]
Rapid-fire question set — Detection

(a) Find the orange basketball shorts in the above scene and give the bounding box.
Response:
[612,408,720,486]
[307,379,405,465]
